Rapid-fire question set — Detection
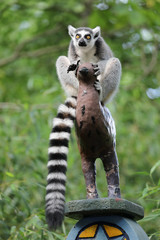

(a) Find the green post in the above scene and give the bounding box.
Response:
[65,198,149,240]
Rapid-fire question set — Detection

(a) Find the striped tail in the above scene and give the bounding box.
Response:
[46,96,77,229]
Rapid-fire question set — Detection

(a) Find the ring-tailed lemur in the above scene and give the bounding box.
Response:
[46,25,121,229]
[56,25,122,103]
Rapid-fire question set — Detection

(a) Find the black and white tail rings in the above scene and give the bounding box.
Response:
[45,96,77,230]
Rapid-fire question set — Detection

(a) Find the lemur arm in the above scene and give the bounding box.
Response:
[56,56,79,97]
[97,57,121,103]
[56,56,121,104]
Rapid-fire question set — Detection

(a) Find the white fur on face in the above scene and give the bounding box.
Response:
[72,30,95,50]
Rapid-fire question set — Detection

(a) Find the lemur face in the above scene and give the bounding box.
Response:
[68,25,101,50]
[75,30,92,47]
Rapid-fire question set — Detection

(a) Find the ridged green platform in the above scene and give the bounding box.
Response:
[65,198,144,221]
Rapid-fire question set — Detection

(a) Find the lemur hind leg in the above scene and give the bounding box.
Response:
[101,150,121,198]
[98,57,122,103]
[81,156,99,199]
[56,56,79,97]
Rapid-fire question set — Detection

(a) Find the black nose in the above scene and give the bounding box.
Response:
[79,67,89,75]
[79,39,87,47]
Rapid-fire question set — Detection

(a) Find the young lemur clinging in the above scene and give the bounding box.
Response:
[56,25,122,103]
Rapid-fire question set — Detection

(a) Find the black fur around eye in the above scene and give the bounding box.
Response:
[76,34,81,39]
[85,34,91,40]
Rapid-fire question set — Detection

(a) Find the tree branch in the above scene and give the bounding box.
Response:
[0,102,51,111]
[0,27,64,67]
[21,45,66,58]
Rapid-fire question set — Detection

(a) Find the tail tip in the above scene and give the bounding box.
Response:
[46,211,64,230]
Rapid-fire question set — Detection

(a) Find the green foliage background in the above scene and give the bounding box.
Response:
[0,0,160,239]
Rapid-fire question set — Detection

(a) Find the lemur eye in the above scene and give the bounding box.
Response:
[85,35,91,40]
[76,34,81,39]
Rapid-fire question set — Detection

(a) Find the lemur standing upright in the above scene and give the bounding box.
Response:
[46,25,122,229]
[75,63,121,200]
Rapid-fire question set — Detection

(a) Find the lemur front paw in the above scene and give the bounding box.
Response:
[67,63,77,73]
[94,79,102,94]
[67,60,80,75]
[92,64,101,76]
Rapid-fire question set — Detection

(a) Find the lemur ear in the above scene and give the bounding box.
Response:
[68,25,76,38]
[92,26,101,39]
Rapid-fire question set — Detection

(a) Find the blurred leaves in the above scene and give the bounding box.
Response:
[0,0,160,239]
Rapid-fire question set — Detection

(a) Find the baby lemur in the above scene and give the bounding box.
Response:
[56,25,121,103]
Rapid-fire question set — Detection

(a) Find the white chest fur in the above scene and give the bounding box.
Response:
[76,46,99,64]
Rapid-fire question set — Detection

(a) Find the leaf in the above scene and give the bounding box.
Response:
[140,212,160,222]
[150,160,160,176]
[10,226,16,234]
[26,215,42,229]
[134,171,150,176]
[47,231,55,240]
[141,185,160,198]
[5,171,14,178]
[52,232,66,240]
